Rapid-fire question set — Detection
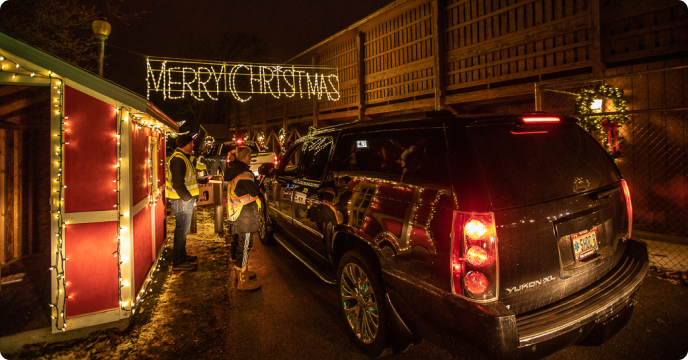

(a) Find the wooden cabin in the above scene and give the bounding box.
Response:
[0,32,177,343]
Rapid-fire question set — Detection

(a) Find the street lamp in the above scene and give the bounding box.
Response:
[92,16,111,77]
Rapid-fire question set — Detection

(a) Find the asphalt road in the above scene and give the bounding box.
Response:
[251,236,688,360]
[9,218,688,360]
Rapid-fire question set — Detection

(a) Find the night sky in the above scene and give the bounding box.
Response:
[89,0,394,98]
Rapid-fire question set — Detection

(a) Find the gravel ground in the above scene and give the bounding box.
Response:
[6,206,688,360]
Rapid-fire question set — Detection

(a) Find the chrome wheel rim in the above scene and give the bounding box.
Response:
[340,263,379,344]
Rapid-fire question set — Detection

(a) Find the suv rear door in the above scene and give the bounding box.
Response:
[463,120,630,314]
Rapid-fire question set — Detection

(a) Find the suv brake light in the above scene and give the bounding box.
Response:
[522,116,560,123]
[451,211,499,301]
[621,180,633,239]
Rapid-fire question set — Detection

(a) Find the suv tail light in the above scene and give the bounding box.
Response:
[621,179,633,239]
[522,116,560,123]
[451,211,499,301]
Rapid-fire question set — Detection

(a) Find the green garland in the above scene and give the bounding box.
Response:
[575,83,628,156]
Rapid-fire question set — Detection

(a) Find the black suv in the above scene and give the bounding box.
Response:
[257,112,648,359]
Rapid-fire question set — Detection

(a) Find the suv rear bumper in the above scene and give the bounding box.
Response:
[516,253,646,348]
[383,239,648,359]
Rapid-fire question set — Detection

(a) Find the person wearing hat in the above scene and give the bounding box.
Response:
[224,146,262,290]
[166,134,200,271]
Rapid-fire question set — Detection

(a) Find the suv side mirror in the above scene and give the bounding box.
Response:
[258,163,274,176]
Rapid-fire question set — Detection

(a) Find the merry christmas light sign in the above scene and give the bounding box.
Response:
[146,58,340,102]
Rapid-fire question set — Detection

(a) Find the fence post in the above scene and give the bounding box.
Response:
[356,32,366,120]
[534,83,544,112]
[213,181,223,233]
[589,0,605,77]
[312,55,319,128]
[431,0,446,111]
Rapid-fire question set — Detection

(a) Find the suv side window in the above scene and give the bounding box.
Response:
[333,128,450,186]
[280,143,303,177]
[299,138,333,181]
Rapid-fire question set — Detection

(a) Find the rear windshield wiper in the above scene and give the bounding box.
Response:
[590,186,620,200]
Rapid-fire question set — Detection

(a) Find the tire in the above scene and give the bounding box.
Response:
[258,195,274,245]
[336,249,390,357]
[324,221,334,245]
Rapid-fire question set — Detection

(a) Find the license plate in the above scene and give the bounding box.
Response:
[293,191,307,204]
[571,228,598,261]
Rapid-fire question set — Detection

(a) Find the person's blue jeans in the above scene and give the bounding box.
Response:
[170,198,195,265]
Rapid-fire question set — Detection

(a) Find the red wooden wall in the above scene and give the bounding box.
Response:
[132,125,151,204]
[63,87,117,212]
[64,222,119,317]
[62,87,119,317]
[133,206,152,293]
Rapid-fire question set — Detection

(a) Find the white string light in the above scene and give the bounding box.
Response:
[145,58,340,102]
[49,76,67,332]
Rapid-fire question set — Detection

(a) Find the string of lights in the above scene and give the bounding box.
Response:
[146,58,340,102]
[114,107,131,313]
[49,77,67,331]
[0,55,48,79]
[127,111,175,315]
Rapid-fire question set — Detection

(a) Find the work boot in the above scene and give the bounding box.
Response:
[233,264,256,281]
[236,265,261,291]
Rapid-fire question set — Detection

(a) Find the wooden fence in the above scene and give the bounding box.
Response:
[225,0,687,135]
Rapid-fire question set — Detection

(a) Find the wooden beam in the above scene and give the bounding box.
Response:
[432,0,446,110]
[357,32,366,120]
[590,0,604,76]
[312,55,319,128]
[0,122,19,131]
[0,129,5,265]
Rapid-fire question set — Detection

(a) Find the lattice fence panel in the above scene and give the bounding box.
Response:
[539,67,688,271]
[443,0,591,91]
[319,37,359,110]
[363,1,436,103]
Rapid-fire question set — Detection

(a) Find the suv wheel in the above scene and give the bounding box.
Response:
[337,249,389,356]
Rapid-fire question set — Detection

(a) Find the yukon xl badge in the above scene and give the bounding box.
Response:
[506,276,555,294]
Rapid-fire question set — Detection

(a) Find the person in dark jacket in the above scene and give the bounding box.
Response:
[166,134,200,271]
[223,146,262,291]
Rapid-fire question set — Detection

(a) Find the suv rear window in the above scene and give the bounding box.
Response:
[467,123,621,209]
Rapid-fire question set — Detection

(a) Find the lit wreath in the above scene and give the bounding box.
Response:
[257,131,266,150]
[278,128,287,155]
[575,83,628,157]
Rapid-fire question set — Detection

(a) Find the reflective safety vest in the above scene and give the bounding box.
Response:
[166,150,200,199]
[191,155,207,171]
[227,171,261,221]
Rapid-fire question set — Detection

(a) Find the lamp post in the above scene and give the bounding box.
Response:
[92,16,111,77]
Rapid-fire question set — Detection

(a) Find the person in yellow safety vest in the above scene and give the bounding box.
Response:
[190,155,207,176]
[223,146,262,291]
[166,134,200,272]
